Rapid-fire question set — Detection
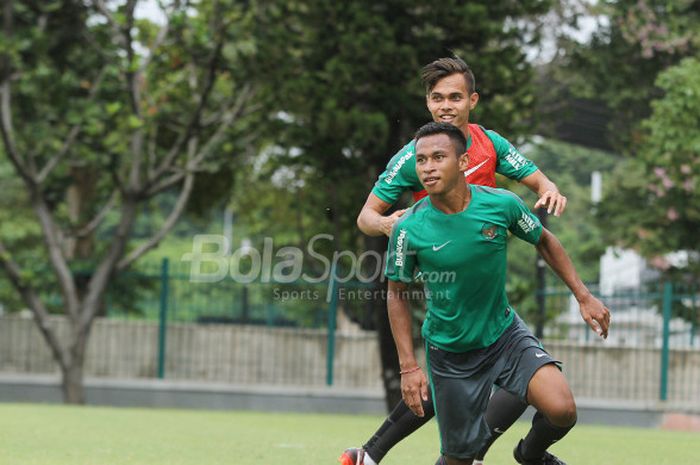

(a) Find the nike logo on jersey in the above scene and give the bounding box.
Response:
[535,352,547,358]
[432,241,452,251]
[464,159,488,177]
[493,427,505,434]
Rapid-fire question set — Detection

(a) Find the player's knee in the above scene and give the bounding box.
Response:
[561,400,577,426]
[549,397,577,427]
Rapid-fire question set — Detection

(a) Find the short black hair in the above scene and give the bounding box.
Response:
[414,122,467,156]
[421,57,476,94]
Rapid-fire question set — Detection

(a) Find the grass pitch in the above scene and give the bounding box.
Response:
[0,403,698,464]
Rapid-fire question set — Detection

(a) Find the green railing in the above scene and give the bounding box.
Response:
[101,260,700,401]
[1,257,699,409]
[102,258,372,386]
[538,281,700,404]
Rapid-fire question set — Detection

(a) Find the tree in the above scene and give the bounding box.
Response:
[256,0,554,409]
[596,57,700,262]
[0,0,256,403]
[555,1,699,262]
[561,0,698,153]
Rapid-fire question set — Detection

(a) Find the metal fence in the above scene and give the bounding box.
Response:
[1,258,699,410]
[0,258,382,389]
[539,282,700,409]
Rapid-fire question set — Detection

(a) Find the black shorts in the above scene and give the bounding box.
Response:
[426,315,559,459]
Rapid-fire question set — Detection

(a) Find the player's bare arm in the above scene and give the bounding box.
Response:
[535,228,611,338]
[521,170,568,217]
[387,279,429,417]
[357,193,407,237]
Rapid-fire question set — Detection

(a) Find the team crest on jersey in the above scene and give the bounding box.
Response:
[481,223,499,240]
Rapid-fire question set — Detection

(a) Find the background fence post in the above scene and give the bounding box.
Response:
[691,286,697,347]
[157,257,170,379]
[326,273,338,386]
[660,281,672,401]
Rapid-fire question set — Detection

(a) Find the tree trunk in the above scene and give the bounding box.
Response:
[375,290,402,411]
[60,319,92,404]
[65,166,97,261]
[61,357,85,404]
[364,234,402,412]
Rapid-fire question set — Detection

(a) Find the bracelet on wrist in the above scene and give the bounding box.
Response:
[399,366,421,375]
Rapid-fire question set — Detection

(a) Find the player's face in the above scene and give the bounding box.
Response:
[415,133,468,195]
[426,74,479,131]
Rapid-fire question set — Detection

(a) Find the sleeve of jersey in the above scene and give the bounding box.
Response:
[384,221,417,283]
[506,194,543,245]
[371,142,420,204]
[487,130,538,181]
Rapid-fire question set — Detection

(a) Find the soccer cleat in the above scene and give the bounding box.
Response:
[514,439,567,465]
[338,448,366,465]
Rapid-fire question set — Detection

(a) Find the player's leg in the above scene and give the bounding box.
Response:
[339,395,435,465]
[347,350,512,465]
[429,344,495,465]
[427,384,528,465]
[495,316,571,465]
[473,387,528,463]
[514,364,575,464]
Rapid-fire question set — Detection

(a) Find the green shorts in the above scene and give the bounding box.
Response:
[426,315,559,459]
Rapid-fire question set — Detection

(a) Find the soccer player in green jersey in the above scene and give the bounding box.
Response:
[341,58,567,465]
[385,122,610,465]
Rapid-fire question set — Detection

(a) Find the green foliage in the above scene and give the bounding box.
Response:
[0,0,262,319]
[597,58,700,260]
[562,0,699,153]
[552,0,700,269]
[207,0,559,332]
[250,0,554,251]
[0,157,52,311]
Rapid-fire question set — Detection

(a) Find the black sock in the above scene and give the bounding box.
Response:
[363,394,435,463]
[475,389,528,460]
[519,412,575,461]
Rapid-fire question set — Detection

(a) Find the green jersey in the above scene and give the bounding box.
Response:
[372,124,538,205]
[385,185,543,352]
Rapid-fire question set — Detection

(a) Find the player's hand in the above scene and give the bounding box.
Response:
[400,368,429,417]
[534,191,567,217]
[381,209,407,237]
[578,294,611,339]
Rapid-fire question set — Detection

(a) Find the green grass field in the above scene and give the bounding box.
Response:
[0,403,698,465]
